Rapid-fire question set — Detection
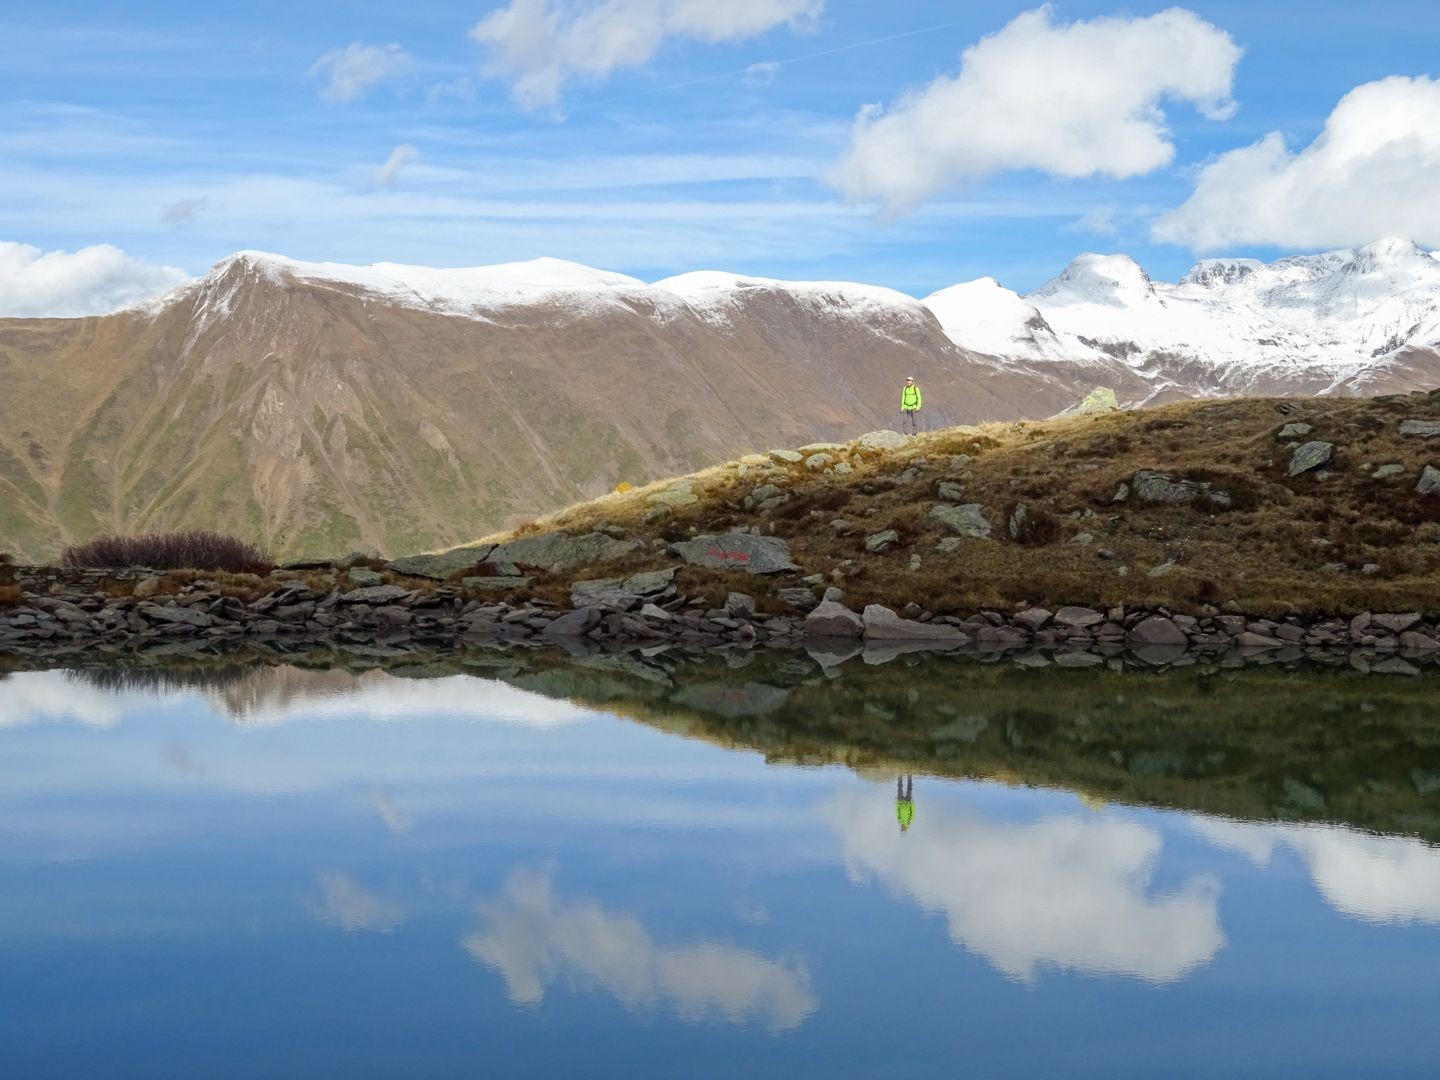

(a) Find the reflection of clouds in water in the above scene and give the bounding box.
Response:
[0,672,167,728]
[1193,817,1440,924]
[463,867,816,1032]
[368,789,413,834]
[827,788,1223,984]
[0,669,593,730]
[309,871,407,932]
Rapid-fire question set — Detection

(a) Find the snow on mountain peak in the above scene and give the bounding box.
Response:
[1029,253,1159,308]
[1179,258,1263,289]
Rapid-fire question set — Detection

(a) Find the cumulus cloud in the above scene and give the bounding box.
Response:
[831,5,1241,212]
[309,871,407,932]
[311,42,415,104]
[464,867,817,1031]
[1155,75,1440,250]
[471,0,823,111]
[374,143,420,187]
[0,242,189,318]
[828,788,1223,984]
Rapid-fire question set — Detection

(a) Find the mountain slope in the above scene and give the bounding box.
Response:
[0,253,1077,562]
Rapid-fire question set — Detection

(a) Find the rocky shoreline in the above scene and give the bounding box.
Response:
[3,563,1439,675]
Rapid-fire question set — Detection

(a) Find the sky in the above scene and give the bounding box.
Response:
[2,1,1439,315]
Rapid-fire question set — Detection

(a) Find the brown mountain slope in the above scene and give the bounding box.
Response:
[0,255,1130,562]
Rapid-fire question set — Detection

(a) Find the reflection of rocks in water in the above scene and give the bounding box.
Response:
[671,682,790,719]
[463,867,816,1032]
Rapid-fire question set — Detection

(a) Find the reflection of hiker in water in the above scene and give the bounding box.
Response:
[896,774,914,833]
[900,376,922,436]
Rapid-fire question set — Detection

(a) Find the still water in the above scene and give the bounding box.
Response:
[2,648,1439,1078]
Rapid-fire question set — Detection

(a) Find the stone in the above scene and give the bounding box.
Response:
[804,600,864,639]
[387,544,495,580]
[639,603,672,621]
[1399,419,1440,437]
[491,531,640,573]
[724,592,757,618]
[778,587,821,612]
[936,481,966,502]
[139,603,212,628]
[1131,470,1231,508]
[833,461,853,476]
[462,575,533,591]
[1007,504,1030,541]
[1372,463,1406,480]
[908,554,922,572]
[865,529,901,553]
[767,449,803,464]
[936,538,961,554]
[641,507,671,525]
[1112,483,1130,503]
[341,584,412,604]
[798,442,845,454]
[803,453,834,470]
[1147,560,1178,578]
[1399,631,1440,652]
[1373,612,1423,634]
[1288,441,1335,477]
[862,604,965,643]
[1278,422,1314,440]
[1127,615,1188,647]
[543,607,603,638]
[132,576,163,599]
[1054,606,1105,629]
[949,454,972,470]
[855,430,908,452]
[347,568,384,587]
[929,503,992,539]
[647,487,698,508]
[1071,387,1119,414]
[1236,631,1285,649]
[747,483,784,507]
[1014,607,1054,631]
[1071,532,1095,546]
[671,531,798,574]
[1417,466,1440,496]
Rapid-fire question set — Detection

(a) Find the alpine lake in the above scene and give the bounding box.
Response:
[3,642,1440,1079]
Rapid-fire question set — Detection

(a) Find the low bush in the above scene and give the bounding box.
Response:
[60,531,273,573]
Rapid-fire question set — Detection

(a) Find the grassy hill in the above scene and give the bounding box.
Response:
[459,391,1440,618]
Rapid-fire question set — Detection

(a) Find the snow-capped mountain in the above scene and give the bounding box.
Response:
[924,240,1440,400]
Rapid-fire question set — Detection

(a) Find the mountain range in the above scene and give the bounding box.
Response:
[1,240,1437,561]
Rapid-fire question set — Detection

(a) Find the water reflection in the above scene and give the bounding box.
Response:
[830,786,1222,983]
[464,868,817,1032]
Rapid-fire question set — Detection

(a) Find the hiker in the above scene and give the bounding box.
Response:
[900,376,922,435]
[896,774,914,834]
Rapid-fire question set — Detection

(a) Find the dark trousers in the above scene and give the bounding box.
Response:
[901,410,921,435]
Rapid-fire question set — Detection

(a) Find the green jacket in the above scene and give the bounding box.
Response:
[897,799,915,830]
[901,384,922,410]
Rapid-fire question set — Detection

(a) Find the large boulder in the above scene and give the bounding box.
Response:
[671,531,798,574]
[1127,615,1188,647]
[862,604,966,643]
[341,584,413,604]
[1132,470,1231,508]
[491,531,640,573]
[856,430,908,452]
[1417,465,1440,496]
[1400,420,1440,438]
[1287,441,1335,477]
[543,607,603,639]
[387,544,495,580]
[804,600,864,639]
[570,568,677,609]
[929,503,992,538]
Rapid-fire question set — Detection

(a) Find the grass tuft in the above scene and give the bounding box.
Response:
[60,531,273,574]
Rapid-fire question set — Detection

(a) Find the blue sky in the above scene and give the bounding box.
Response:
[2,0,1439,313]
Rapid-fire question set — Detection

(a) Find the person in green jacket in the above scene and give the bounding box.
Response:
[900,376,922,435]
[896,774,914,833]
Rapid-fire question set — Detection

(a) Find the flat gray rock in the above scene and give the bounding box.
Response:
[671,531,797,574]
[387,544,496,580]
[491,531,640,573]
[929,503,992,538]
[1278,422,1314,440]
[862,604,966,642]
[1400,419,1440,437]
[1132,470,1231,508]
[855,430,908,452]
[1054,605,1105,629]
[347,568,384,587]
[865,529,900,553]
[543,607,603,638]
[340,584,412,604]
[804,600,864,639]
[1373,612,1423,634]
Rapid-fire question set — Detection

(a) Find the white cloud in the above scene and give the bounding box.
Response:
[464,866,817,1031]
[309,871,407,932]
[743,61,780,87]
[374,143,421,187]
[1194,816,1440,925]
[471,0,823,111]
[1155,75,1440,250]
[310,42,415,104]
[0,242,189,318]
[828,788,1223,984]
[831,5,1241,212]
[160,196,209,228]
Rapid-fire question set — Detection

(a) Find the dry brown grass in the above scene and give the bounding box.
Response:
[0,584,23,607]
[457,392,1440,617]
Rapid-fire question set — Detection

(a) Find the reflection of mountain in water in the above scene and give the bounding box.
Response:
[34,646,1440,842]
